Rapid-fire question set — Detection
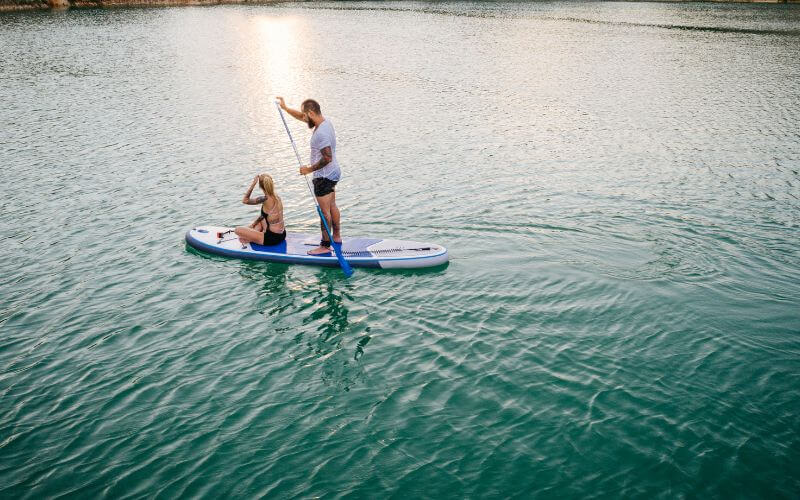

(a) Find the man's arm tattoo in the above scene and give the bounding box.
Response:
[312,146,333,171]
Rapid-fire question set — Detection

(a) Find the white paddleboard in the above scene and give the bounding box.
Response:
[185,226,449,270]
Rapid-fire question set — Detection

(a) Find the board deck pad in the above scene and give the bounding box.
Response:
[186,226,448,269]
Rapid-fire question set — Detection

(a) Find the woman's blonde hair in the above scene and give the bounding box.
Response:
[258,173,275,197]
[258,174,282,212]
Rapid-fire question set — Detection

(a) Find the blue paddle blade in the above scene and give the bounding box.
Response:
[331,241,354,278]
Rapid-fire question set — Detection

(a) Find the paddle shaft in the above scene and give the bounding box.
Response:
[274,101,353,277]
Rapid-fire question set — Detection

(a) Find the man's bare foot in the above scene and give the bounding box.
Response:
[308,245,331,255]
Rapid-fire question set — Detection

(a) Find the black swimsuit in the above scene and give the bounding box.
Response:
[260,207,287,246]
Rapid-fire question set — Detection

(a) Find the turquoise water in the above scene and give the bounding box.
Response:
[2,1,799,497]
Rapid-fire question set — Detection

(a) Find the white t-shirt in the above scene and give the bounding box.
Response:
[309,119,341,181]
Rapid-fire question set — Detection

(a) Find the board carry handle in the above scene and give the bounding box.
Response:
[274,100,354,278]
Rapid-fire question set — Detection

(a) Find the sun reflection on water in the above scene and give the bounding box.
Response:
[254,16,302,99]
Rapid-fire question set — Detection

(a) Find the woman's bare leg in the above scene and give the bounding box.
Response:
[235,226,266,246]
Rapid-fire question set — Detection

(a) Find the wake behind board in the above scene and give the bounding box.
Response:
[185,226,449,269]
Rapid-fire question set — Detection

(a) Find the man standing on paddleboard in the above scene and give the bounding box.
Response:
[276,97,342,255]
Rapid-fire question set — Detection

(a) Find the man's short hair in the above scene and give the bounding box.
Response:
[301,99,321,114]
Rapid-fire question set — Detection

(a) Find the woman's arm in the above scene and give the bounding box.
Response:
[242,176,266,205]
[276,96,306,122]
[249,215,264,229]
[243,196,266,205]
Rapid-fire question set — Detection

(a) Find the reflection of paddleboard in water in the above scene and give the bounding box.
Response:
[185,226,449,270]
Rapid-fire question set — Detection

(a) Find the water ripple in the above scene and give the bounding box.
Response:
[2,2,800,498]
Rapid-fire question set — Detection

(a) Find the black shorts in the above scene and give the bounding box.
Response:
[262,230,286,246]
[312,177,338,197]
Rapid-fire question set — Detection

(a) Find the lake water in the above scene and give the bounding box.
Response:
[1,1,799,497]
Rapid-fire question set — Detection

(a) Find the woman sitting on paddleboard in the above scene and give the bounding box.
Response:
[235,174,286,247]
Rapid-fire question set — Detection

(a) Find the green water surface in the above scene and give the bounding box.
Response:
[1,1,799,497]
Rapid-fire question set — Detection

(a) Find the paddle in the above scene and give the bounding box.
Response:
[274,101,354,278]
